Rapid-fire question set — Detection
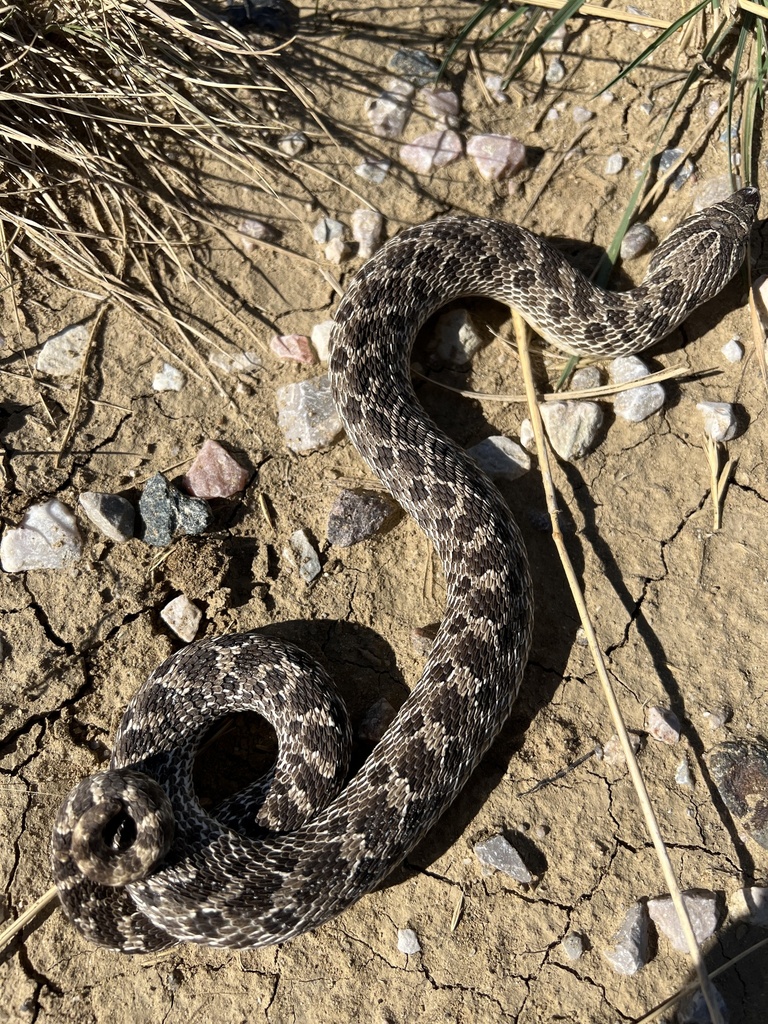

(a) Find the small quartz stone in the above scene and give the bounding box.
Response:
[484,74,508,103]
[388,49,441,86]
[284,528,321,583]
[659,147,694,190]
[421,87,460,127]
[702,705,731,730]
[400,130,462,173]
[707,740,768,849]
[727,886,768,927]
[351,209,384,260]
[277,130,308,156]
[675,756,694,787]
[365,86,412,138]
[160,594,202,643]
[433,308,485,365]
[152,362,185,392]
[359,697,397,743]
[539,400,603,460]
[36,323,90,376]
[181,440,249,499]
[602,902,651,975]
[270,334,316,364]
[139,473,212,547]
[610,355,665,422]
[276,374,343,453]
[355,158,390,184]
[570,365,602,391]
[519,419,535,451]
[473,835,534,884]
[467,436,531,482]
[647,890,720,952]
[546,59,565,84]
[313,217,345,246]
[397,927,422,954]
[327,488,397,547]
[0,499,83,572]
[325,236,351,265]
[721,337,743,363]
[79,492,135,543]
[620,223,656,260]
[602,731,642,765]
[560,932,584,961]
[572,105,594,124]
[466,134,526,181]
[604,152,624,175]
[310,320,335,362]
[646,705,681,744]
[696,400,738,442]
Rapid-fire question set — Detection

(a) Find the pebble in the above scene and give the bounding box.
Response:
[692,175,734,213]
[365,83,412,138]
[238,217,276,246]
[560,932,584,961]
[545,59,566,85]
[466,134,526,181]
[610,355,665,422]
[658,147,694,190]
[324,236,351,265]
[139,473,212,547]
[312,216,345,246]
[570,365,602,391]
[602,730,642,765]
[78,491,135,543]
[388,49,441,86]
[467,436,531,482]
[160,594,202,643]
[351,209,384,260]
[483,74,508,103]
[707,739,768,848]
[572,105,593,124]
[696,400,738,442]
[421,87,460,128]
[547,24,568,51]
[620,223,656,260]
[473,834,534,884]
[36,323,90,376]
[326,488,397,547]
[702,705,730,730]
[209,349,261,376]
[0,499,83,572]
[677,985,729,1024]
[310,320,335,362]
[270,334,316,364]
[283,529,321,583]
[721,337,743,363]
[602,902,651,975]
[675,756,694,787]
[647,890,720,952]
[604,152,624,175]
[152,362,185,392]
[181,439,250,499]
[539,400,603,460]
[277,130,308,156]
[727,886,768,927]
[433,308,485,365]
[397,927,422,954]
[358,697,397,743]
[354,158,390,184]
[519,419,535,451]
[646,705,681,744]
[276,374,343,453]
[400,130,463,173]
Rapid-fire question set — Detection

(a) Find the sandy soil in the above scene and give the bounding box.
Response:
[1,2,767,1022]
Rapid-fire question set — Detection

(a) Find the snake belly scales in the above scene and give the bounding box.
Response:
[51,187,759,951]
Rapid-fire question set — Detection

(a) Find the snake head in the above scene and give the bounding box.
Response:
[647,186,760,305]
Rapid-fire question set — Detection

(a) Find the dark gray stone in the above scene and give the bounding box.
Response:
[388,48,442,86]
[327,489,397,547]
[139,473,212,547]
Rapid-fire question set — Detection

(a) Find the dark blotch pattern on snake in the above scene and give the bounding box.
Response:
[51,188,759,950]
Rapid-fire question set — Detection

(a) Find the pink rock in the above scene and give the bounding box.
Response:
[182,440,249,499]
[270,334,317,364]
[400,130,463,173]
[466,134,526,181]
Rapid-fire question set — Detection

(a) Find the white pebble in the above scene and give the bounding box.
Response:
[602,731,642,765]
[602,902,651,975]
[284,529,321,583]
[483,74,508,103]
[721,337,743,363]
[467,436,530,482]
[546,59,565,85]
[351,209,384,260]
[647,890,720,953]
[539,400,603,460]
[324,236,351,265]
[36,323,90,376]
[610,355,665,422]
[473,834,533,883]
[354,158,390,184]
[277,130,309,156]
[421,87,460,127]
[570,365,602,391]
[604,152,624,175]
[276,375,343,454]
[209,349,261,375]
[0,499,83,572]
[696,400,738,442]
[466,134,526,181]
[675,756,694,787]
[572,105,593,123]
[313,217,345,246]
[160,594,202,643]
[79,492,135,543]
[400,130,463,174]
[433,308,484,365]
[397,928,421,954]
[310,320,335,363]
[365,88,411,138]
[519,419,535,451]
[560,932,584,961]
[152,362,185,392]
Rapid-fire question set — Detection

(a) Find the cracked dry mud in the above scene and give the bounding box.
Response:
[1,3,768,1022]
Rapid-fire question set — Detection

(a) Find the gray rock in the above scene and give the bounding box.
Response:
[433,308,485,365]
[467,436,531,482]
[560,932,584,961]
[284,528,321,583]
[79,491,135,543]
[327,488,397,547]
[610,355,665,422]
[539,400,603,460]
[473,834,533,883]
[351,209,384,260]
[707,740,768,849]
[312,216,345,246]
[620,223,656,260]
[693,175,735,213]
[570,365,602,391]
[139,473,212,547]
[604,152,624,175]
[646,705,681,744]
[675,756,694,788]
[36,323,90,376]
[354,158,390,184]
[658,147,694,190]
[276,374,343,453]
[388,49,441,86]
[602,902,650,975]
[0,499,83,572]
[696,400,738,442]
[647,890,720,952]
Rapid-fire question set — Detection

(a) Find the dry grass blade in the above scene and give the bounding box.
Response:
[704,434,736,531]
[0,885,59,953]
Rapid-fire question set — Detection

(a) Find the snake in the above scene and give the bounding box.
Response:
[51,187,759,951]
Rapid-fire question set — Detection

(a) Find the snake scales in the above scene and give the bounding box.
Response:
[52,187,759,951]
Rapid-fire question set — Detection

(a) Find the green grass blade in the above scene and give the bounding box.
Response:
[436,0,505,83]
[502,0,588,87]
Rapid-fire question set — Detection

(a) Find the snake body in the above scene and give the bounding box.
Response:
[52,188,759,951]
